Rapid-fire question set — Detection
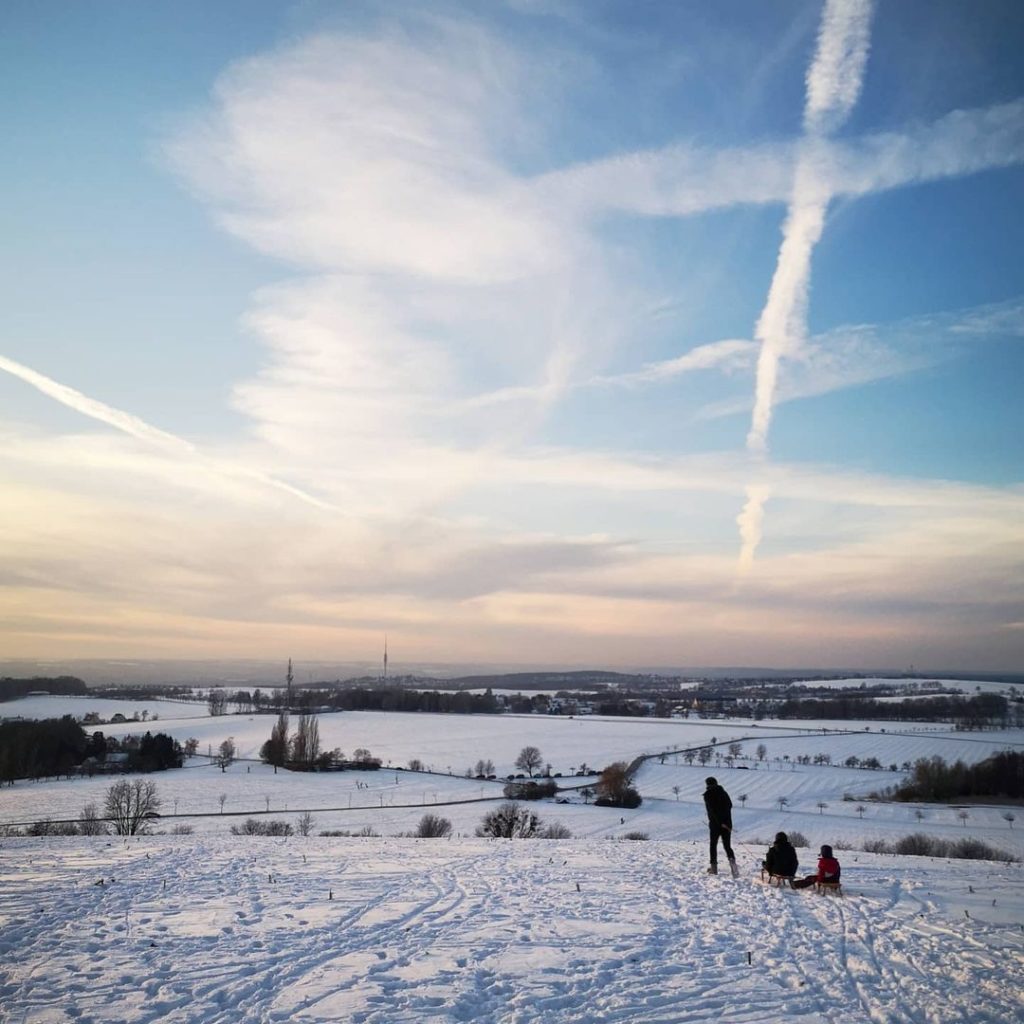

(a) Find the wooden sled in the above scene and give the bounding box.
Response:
[814,880,843,896]
[760,869,796,888]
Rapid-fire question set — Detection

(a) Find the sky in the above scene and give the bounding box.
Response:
[1,0,1022,673]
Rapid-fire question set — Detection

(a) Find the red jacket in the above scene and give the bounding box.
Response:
[817,856,841,882]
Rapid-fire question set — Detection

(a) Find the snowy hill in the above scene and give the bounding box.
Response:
[1,836,1021,1023]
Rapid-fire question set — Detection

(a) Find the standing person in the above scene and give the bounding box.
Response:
[703,777,737,876]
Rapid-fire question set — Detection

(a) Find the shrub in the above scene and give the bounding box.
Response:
[595,762,643,808]
[862,838,890,853]
[786,831,809,848]
[26,819,78,836]
[892,833,940,857]
[415,814,453,839]
[476,802,541,839]
[539,822,573,839]
[594,790,642,809]
[948,837,1015,862]
[621,831,649,841]
[320,824,380,837]
[885,833,1015,862]
[230,818,294,836]
[503,779,558,801]
[170,824,194,835]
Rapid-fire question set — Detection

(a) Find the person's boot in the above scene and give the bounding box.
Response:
[728,857,739,878]
[707,863,718,875]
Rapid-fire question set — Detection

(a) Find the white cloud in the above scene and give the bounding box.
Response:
[532,99,1024,220]
[5,8,1022,665]
[167,27,571,284]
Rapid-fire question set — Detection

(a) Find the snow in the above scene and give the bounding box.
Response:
[3,695,1024,1021]
[791,676,1023,697]
[1,836,1022,1023]
[0,694,208,724]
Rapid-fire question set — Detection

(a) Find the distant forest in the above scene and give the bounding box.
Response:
[891,751,1024,801]
[0,718,183,784]
[774,693,1012,728]
[0,676,88,702]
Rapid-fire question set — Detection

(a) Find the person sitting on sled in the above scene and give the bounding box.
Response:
[762,831,798,878]
[792,844,841,889]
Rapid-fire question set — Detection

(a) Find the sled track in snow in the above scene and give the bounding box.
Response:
[1,838,1022,1024]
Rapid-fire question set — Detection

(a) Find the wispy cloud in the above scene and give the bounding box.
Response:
[6,4,1021,666]
[693,297,1024,422]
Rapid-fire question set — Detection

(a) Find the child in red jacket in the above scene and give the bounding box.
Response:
[792,844,841,889]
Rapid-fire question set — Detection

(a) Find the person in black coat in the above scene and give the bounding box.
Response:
[763,831,799,877]
[703,777,736,874]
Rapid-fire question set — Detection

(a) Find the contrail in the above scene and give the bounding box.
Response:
[739,0,874,569]
[736,483,771,573]
[0,352,332,510]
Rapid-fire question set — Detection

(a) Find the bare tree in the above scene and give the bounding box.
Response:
[1003,811,1016,829]
[207,690,228,716]
[515,746,543,778]
[728,742,743,759]
[855,804,866,819]
[183,738,199,757]
[104,779,160,835]
[407,758,424,772]
[296,811,316,837]
[78,802,107,836]
[914,809,925,823]
[756,744,767,762]
[697,747,712,766]
[291,715,321,767]
[738,793,748,808]
[817,801,828,815]
[776,796,789,812]
[218,793,227,814]
[957,809,970,828]
[671,785,681,801]
[216,738,236,772]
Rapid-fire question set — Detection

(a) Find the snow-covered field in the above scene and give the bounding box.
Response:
[0,694,208,723]
[1,836,1022,1024]
[791,676,1023,697]
[3,693,1024,1022]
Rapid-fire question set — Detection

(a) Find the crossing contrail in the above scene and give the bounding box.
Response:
[739,0,874,569]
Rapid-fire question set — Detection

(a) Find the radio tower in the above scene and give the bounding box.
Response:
[382,635,388,682]
[286,657,293,712]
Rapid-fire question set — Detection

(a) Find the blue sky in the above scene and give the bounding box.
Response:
[1,0,1022,671]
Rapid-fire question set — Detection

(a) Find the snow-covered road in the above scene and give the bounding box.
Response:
[1,837,1021,1024]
